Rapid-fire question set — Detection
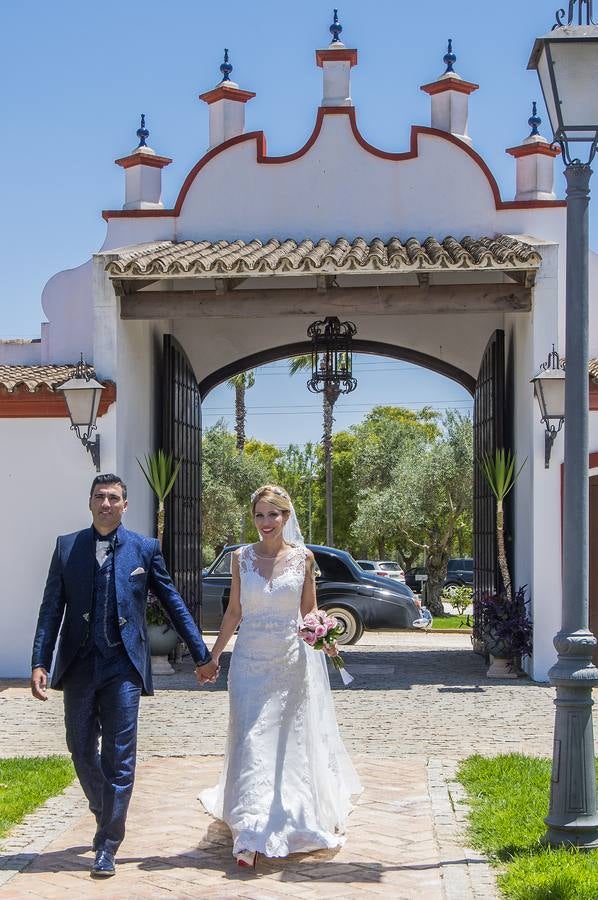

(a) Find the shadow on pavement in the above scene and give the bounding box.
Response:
[154,648,543,694]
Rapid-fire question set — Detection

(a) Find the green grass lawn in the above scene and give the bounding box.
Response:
[0,757,75,841]
[431,614,471,630]
[457,754,598,900]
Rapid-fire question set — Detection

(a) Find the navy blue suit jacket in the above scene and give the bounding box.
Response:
[31,524,211,695]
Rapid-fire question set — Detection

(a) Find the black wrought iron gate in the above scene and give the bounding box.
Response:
[162,334,202,625]
[473,329,506,601]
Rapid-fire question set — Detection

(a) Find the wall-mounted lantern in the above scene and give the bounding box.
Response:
[56,355,105,471]
[531,345,566,468]
[307,316,357,395]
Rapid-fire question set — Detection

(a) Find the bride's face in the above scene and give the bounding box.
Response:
[254,500,289,540]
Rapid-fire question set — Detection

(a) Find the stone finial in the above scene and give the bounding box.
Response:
[443,39,456,74]
[114,113,172,210]
[505,101,560,201]
[220,48,233,82]
[199,50,256,149]
[420,39,479,144]
[316,9,357,106]
[528,101,541,138]
[136,113,149,148]
[330,9,343,44]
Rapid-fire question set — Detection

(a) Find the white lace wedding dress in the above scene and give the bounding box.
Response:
[200,543,362,858]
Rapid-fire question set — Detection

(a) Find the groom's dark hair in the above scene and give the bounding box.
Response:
[90,473,128,501]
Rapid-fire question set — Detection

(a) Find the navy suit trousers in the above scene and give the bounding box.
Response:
[62,649,142,855]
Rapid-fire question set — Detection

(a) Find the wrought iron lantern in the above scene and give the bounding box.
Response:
[56,354,105,471]
[307,317,357,395]
[528,0,598,165]
[531,345,566,468]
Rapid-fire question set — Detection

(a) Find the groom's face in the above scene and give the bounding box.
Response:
[89,482,128,535]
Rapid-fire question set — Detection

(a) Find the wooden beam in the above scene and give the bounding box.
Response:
[316,274,336,294]
[507,270,537,288]
[214,277,246,295]
[112,278,158,296]
[119,282,532,320]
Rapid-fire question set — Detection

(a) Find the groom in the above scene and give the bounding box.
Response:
[31,473,217,878]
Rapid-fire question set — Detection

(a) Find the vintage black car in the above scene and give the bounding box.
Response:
[201,544,422,645]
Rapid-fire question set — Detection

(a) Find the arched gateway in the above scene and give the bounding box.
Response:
[2,21,598,685]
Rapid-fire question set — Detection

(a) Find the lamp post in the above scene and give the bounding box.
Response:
[528,0,598,848]
[56,355,105,471]
[307,317,357,547]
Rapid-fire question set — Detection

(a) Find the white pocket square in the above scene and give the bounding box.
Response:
[130,567,145,576]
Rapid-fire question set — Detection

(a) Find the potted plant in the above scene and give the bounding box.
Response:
[138,450,182,675]
[475,449,533,677]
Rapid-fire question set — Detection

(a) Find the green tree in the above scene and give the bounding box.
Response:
[388,411,473,615]
[351,406,440,561]
[201,420,272,561]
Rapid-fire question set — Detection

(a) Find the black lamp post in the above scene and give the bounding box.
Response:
[306,317,357,546]
[528,0,598,848]
[57,355,105,472]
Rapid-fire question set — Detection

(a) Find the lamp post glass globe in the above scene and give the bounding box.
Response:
[528,20,598,165]
[58,375,104,428]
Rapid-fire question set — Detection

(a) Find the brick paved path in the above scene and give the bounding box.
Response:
[1,631,581,897]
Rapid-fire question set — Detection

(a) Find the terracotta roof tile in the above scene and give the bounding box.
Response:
[0,365,75,393]
[106,235,542,278]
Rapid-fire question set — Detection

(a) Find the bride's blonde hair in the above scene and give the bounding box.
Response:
[251,484,292,515]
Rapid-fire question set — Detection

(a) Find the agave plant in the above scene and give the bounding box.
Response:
[137,450,183,549]
[480,449,526,603]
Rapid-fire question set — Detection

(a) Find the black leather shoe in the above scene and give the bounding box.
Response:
[90,849,116,878]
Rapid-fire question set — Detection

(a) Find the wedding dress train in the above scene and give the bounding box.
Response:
[200,543,362,858]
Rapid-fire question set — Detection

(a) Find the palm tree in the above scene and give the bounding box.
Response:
[227,370,255,452]
[289,356,340,546]
[137,449,182,548]
[480,449,526,602]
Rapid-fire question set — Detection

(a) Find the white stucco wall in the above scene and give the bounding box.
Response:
[3,87,595,682]
[0,411,115,677]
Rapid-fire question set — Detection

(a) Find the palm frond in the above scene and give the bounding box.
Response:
[289,355,311,376]
[480,449,526,502]
[137,450,183,502]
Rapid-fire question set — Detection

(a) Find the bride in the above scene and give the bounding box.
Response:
[200,484,362,868]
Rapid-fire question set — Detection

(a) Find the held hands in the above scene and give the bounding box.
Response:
[31,667,48,701]
[323,642,339,658]
[196,659,220,685]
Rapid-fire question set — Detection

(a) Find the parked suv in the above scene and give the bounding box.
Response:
[405,558,473,593]
[445,558,473,589]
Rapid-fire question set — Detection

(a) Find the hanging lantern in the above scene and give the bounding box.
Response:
[307,317,357,395]
[56,354,105,471]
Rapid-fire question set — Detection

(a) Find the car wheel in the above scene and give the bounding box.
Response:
[324,607,364,645]
[444,582,460,591]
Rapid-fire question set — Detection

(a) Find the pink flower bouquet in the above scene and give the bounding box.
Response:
[299,611,352,683]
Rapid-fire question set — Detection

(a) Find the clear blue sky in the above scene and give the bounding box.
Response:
[0,0,592,445]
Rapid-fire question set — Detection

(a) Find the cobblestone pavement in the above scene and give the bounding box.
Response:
[0,632,589,760]
[0,631,578,898]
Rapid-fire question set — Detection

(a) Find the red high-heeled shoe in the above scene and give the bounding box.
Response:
[235,850,259,869]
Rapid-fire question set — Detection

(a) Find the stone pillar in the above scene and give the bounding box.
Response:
[420,40,478,144]
[506,104,559,201]
[199,50,255,149]
[114,115,172,210]
[316,46,358,107]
